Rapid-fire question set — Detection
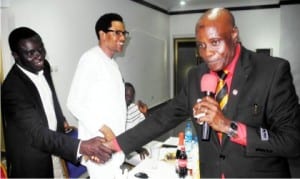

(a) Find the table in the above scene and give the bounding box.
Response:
[127,158,178,179]
[127,138,180,179]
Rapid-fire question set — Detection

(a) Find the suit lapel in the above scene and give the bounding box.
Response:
[226,47,253,119]
[14,65,50,127]
[14,66,44,107]
[222,47,253,146]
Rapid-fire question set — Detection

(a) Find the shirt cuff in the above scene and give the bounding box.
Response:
[112,138,122,152]
[230,122,247,146]
[77,140,82,158]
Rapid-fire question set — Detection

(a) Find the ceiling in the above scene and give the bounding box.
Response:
[130,0,290,14]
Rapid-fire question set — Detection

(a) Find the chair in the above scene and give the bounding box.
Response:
[61,127,88,178]
[0,161,7,179]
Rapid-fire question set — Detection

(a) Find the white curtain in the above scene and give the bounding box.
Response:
[1,0,15,79]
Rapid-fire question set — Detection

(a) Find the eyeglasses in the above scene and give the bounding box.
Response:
[105,29,129,37]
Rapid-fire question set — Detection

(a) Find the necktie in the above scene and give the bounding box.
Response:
[216,70,229,143]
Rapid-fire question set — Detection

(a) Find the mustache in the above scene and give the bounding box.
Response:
[205,58,223,64]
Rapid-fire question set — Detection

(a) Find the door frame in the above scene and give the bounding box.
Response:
[174,37,200,95]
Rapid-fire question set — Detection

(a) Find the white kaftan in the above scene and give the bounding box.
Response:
[67,46,126,179]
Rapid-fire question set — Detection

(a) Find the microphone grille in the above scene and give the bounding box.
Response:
[201,74,218,93]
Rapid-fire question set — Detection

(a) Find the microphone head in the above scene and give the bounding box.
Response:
[201,74,218,93]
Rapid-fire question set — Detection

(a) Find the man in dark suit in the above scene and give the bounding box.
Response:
[106,8,300,178]
[1,27,113,178]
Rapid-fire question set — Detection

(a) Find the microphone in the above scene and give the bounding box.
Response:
[200,74,218,141]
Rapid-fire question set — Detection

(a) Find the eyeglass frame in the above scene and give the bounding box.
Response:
[104,29,129,37]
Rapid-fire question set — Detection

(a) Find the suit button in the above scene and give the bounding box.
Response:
[219,154,226,160]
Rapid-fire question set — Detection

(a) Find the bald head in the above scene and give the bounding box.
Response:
[196,8,236,33]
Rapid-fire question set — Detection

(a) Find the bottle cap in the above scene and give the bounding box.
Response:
[178,132,184,145]
[186,121,191,127]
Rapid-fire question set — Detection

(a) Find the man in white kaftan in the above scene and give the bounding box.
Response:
[67,13,129,178]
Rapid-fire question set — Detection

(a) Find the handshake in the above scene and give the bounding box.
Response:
[78,124,117,164]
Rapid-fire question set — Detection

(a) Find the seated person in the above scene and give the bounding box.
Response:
[124,82,149,165]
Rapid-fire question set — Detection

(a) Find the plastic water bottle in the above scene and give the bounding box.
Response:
[184,121,193,154]
[185,121,193,177]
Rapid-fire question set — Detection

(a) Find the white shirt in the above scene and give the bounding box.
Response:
[124,103,147,166]
[126,103,145,130]
[18,65,64,178]
[67,46,126,178]
[18,65,57,130]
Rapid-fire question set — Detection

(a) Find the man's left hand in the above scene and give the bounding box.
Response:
[136,147,149,160]
[193,96,231,133]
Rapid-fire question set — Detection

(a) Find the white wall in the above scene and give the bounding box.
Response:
[1,0,170,126]
[280,4,300,99]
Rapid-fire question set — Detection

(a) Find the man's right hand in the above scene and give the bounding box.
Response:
[79,136,113,163]
[137,100,148,115]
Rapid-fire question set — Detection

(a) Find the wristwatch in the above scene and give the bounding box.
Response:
[226,121,238,138]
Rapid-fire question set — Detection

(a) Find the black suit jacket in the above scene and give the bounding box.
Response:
[1,60,80,178]
[117,46,300,178]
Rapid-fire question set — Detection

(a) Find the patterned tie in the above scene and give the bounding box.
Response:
[216,70,229,143]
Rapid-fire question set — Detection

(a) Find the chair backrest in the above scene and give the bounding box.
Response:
[61,127,88,178]
[0,161,7,179]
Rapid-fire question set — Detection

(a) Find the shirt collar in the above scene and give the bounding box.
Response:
[17,64,44,78]
[225,43,241,76]
[210,43,241,77]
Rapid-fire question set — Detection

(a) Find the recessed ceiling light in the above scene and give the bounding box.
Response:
[180,0,186,6]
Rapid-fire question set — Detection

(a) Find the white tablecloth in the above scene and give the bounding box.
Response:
[127,139,180,179]
[128,158,178,179]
